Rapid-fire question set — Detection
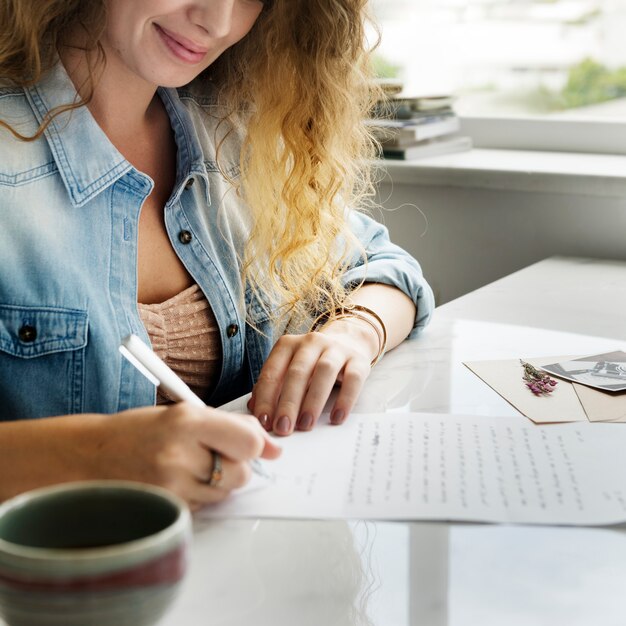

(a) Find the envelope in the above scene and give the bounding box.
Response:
[464,356,588,424]
[573,383,626,422]
[465,356,626,424]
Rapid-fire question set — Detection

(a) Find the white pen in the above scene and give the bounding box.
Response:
[119,334,270,479]
[120,334,205,408]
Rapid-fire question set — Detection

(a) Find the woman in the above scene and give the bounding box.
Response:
[0,0,434,507]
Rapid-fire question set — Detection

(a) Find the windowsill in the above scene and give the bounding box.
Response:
[375,148,626,197]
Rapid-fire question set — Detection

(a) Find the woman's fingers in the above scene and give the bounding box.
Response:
[251,335,301,432]
[251,332,372,436]
[293,354,368,431]
[180,455,253,509]
[253,334,325,436]
[234,413,283,460]
[200,451,252,491]
[291,347,347,432]
[190,410,282,507]
[187,406,282,461]
[328,358,370,425]
[267,340,327,436]
[173,410,281,508]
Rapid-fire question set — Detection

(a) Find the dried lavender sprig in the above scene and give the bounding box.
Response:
[520,360,558,396]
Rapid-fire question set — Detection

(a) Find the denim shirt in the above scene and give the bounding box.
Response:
[0,62,434,422]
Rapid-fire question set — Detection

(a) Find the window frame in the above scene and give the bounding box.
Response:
[460,117,626,156]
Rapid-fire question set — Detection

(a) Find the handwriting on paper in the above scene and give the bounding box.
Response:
[201,413,626,526]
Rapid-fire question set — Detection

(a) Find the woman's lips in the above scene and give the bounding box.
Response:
[154,24,208,64]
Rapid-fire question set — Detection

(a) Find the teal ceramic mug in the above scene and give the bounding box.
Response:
[0,481,191,626]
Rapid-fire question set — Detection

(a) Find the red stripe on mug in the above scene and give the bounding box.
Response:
[0,544,187,592]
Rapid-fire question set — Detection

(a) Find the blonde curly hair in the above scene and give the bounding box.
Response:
[0,0,381,324]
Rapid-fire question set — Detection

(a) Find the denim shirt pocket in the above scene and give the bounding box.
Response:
[0,305,88,420]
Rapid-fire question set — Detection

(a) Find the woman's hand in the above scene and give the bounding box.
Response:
[84,404,281,511]
[0,404,281,510]
[247,316,380,436]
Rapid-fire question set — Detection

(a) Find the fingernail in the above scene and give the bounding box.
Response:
[276,415,291,435]
[330,409,345,425]
[258,414,270,431]
[297,412,314,431]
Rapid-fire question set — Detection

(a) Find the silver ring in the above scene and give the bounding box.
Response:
[207,451,223,488]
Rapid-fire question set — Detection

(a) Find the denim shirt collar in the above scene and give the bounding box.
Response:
[157,87,210,208]
[24,61,209,208]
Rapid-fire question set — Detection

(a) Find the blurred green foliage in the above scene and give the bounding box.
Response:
[371,53,401,79]
[561,58,626,108]
[520,58,626,113]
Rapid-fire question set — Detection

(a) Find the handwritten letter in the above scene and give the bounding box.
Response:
[201,414,626,526]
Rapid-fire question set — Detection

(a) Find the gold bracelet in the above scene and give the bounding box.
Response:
[310,304,388,367]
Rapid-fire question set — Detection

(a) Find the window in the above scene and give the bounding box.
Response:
[369,0,626,153]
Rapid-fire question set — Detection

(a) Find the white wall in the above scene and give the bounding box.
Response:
[374,182,626,305]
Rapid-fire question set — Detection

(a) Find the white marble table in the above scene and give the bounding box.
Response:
[162,257,626,626]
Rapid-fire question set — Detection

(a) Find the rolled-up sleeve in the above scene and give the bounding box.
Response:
[341,211,435,336]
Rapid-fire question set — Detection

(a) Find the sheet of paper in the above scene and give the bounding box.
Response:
[198,413,626,526]
[464,357,588,423]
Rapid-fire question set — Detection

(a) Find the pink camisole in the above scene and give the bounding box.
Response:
[137,284,222,404]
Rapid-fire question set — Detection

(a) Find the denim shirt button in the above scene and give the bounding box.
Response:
[226,324,239,338]
[178,230,193,244]
[18,324,37,343]
[185,178,194,189]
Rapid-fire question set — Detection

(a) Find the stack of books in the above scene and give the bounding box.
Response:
[369,93,472,161]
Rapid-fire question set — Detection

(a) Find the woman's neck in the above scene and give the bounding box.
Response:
[58,39,161,145]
